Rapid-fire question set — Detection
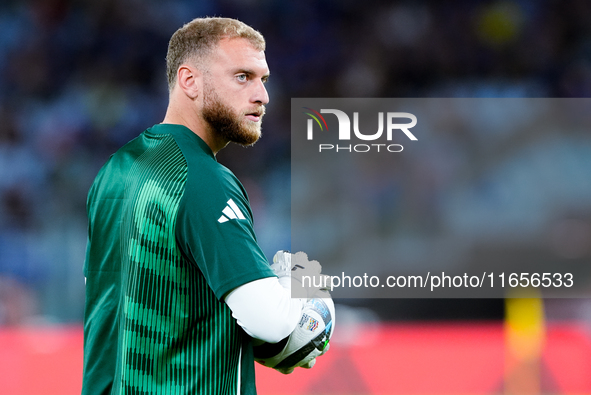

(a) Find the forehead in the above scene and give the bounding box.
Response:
[207,37,269,74]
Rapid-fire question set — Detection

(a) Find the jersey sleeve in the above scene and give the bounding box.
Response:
[176,164,275,300]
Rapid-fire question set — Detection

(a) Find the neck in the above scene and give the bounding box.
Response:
[161,97,228,155]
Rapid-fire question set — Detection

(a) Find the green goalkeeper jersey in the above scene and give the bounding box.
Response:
[82,123,275,395]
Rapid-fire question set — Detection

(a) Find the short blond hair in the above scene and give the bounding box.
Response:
[165,17,266,91]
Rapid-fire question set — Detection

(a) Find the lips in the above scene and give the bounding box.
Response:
[245,107,265,122]
[245,113,261,122]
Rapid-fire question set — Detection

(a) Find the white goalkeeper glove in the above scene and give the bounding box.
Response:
[275,343,331,374]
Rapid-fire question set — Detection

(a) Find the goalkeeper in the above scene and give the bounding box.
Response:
[82,17,326,395]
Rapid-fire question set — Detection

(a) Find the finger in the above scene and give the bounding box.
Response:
[300,358,316,369]
[277,367,295,375]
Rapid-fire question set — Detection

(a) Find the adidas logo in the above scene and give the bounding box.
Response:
[217,199,246,223]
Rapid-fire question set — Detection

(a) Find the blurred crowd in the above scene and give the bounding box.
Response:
[1,0,591,324]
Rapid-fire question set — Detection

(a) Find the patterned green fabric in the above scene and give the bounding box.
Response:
[83,124,274,394]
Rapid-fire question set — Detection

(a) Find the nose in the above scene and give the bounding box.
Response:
[252,79,269,105]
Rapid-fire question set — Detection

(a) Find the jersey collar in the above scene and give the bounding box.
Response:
[151,123,216,160]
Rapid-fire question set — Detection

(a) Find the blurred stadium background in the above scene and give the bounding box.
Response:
[0,0,590,394]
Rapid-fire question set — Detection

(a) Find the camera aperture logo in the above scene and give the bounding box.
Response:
[303,107,417,153]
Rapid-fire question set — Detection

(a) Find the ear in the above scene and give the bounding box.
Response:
[177,65,202,99]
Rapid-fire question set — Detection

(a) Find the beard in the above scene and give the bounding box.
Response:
[202,84,265,147]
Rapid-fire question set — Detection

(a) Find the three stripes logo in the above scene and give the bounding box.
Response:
[217,199,246,223]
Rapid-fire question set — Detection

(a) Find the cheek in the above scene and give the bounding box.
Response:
[230,96,249,113]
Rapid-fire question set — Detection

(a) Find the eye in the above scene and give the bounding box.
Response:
[236,74,248,82]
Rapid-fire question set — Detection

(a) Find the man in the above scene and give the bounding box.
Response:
[82,17,306,394]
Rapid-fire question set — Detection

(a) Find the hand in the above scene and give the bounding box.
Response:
[275,345,330,374]
[297,343,330,371]
[274,358,316,374]
[300,358,316,369]
[275,366,295,374]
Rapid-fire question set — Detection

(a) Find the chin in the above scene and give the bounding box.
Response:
[240,133,262,147]
[240,124,262,145]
